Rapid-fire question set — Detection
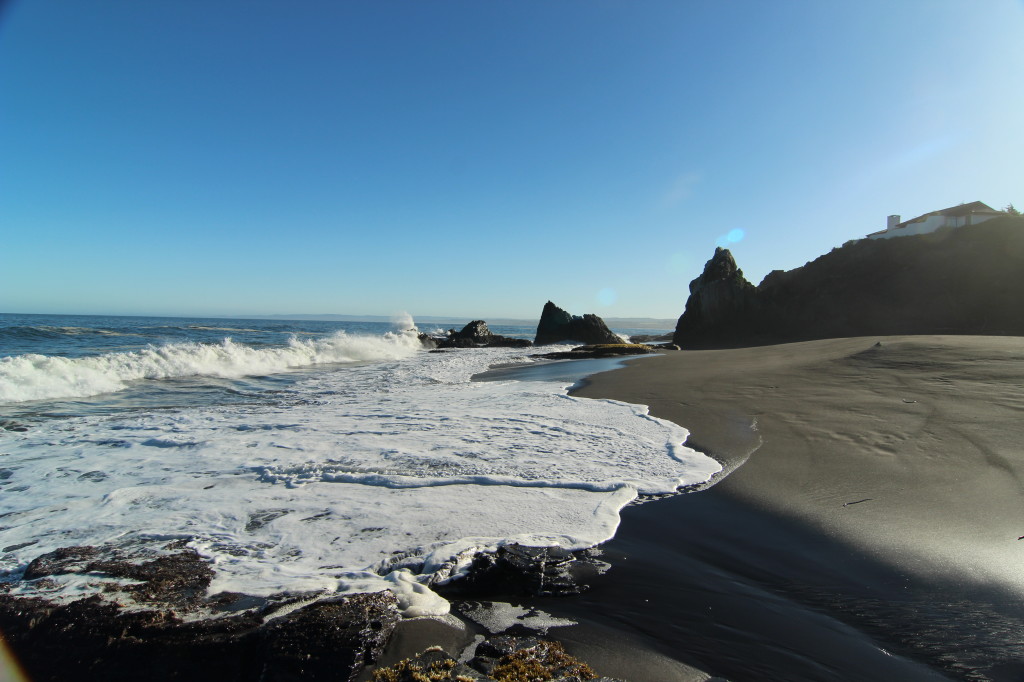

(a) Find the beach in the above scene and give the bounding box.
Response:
[544,335,1024,680]
[5,320,1024,680]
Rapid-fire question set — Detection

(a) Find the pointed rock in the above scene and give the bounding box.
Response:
[673,247,757,347]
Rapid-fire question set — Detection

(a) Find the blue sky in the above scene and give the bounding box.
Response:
[2,1,1022,321]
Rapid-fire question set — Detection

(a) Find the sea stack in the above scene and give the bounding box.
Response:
[673,247,756,348]
[533,301,623,346]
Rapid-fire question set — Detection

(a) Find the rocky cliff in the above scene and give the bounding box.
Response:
[673,215,1024,348]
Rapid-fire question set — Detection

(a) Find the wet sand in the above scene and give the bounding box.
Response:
[557,335,1024,680]
[368,336,1024,680]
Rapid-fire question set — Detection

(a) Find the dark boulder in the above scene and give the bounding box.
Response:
[533,302,623,346]
[444,320,497,347]
[456,320,493,344]
[416,332,437,349]
[435,320,532,349]
[437,543,608,597]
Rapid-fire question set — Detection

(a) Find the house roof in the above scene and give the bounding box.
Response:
[898,201,999,227]
[865,201,1004,238]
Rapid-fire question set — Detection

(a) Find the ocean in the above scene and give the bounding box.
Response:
[0,312,717,616]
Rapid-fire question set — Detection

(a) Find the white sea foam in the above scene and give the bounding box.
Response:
[459,601,577,634]
[390,311,417,332]
[0,330,422,404]
[0,345,721,616]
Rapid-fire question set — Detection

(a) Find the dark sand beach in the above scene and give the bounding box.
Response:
[535,335,1024,681]
[371,336,1024,681]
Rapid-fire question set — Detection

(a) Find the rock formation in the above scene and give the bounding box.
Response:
[369,638,624,681]
[434,320,532,348]
[532,344,657,360]
[0,543,399,682]
[438,543,609,598]
[673,215,1024,348]
[533,301,623,346]
[673,247,757,346]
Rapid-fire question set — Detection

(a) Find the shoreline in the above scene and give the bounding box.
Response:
[574,335,1024,595]
[363,335,1024,680]
[7,335,1024,680]
[555,334,1024,679]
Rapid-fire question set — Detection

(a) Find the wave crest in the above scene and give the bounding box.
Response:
[0,330,423,404]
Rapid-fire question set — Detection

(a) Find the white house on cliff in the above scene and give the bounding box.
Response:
[867,201,1004,240]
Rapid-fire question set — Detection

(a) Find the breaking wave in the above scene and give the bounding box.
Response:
[0,330,423,404]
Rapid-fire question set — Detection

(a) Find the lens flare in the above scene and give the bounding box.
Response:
[716,228,746,248]
[0,639,29,682]
[597,288,617,306]
[668,252,693,275]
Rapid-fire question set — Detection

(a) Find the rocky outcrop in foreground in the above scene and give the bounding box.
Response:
[371,639,623,681]
[438,543,610,598]
[534,302,623,346]
[0,544,398,682]
[1,541,619,682]
[674,216,1024,348]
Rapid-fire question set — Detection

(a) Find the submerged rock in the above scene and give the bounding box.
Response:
[22,544,215,608]
[532,344,656,360]
[533,302,622,346]
[627,332,673,344]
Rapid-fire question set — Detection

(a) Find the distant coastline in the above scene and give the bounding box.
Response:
[244,313,679,330]
[0,311,677,332]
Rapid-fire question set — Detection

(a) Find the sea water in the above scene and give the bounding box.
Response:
[0,313,718,617]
